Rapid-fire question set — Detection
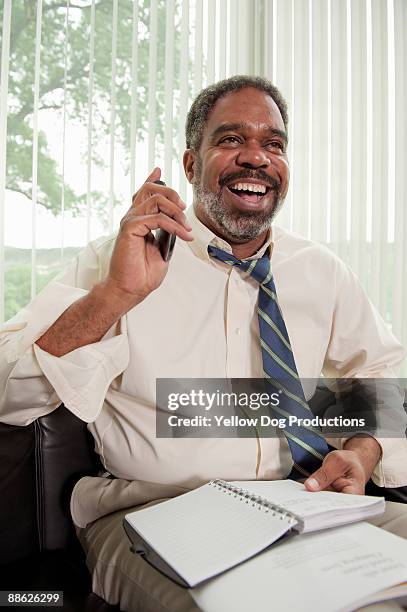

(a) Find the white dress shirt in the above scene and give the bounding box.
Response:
[0,207,406,528]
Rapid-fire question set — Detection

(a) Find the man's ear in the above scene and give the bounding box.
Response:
[183,149,196,184]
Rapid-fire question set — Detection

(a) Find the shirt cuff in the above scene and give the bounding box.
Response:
[369,437,407,488]
[3,281,89,364]
[326,434,407,488]
[33,330,129,423]
[3,278,130,423]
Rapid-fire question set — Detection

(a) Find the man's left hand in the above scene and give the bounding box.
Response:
[304,436,382,495]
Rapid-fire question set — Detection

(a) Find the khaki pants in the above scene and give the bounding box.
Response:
[78,501,407,612]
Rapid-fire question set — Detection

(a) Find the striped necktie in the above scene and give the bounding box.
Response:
[208,245,329,479]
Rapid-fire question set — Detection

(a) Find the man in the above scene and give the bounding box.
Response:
[1,76,407,611]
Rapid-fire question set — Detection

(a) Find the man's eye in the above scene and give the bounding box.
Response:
[267,141,285,151]
[220,136,240,144]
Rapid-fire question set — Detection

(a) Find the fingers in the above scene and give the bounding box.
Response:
[143,193,187,223]
[304,451,347,492]
[127,193,192,233]
[330,477,364,495]
[120,210,193,242]
[125,170,192,243]
[132,181,187,210]
[304,450,366,494]
[144,166,161,183]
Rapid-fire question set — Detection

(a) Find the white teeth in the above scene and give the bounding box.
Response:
[230,182,266,194]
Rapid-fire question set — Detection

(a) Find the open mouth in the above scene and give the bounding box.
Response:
[226,182,271,204]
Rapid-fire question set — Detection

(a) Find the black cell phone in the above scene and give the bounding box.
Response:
[153,179,176,262]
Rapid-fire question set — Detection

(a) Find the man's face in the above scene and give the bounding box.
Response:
[184,87,289,243]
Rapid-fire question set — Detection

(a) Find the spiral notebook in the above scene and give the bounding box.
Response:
[123,479,384,588]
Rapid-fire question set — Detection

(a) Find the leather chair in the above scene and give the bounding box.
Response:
[0,389,406,612]
[0,406,119,612]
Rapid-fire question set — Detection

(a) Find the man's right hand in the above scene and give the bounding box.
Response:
[104,167,193,309]
[36,168,193,357]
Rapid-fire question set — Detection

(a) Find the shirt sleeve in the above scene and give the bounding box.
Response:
[0,237,129,425]
[323,259,407,487]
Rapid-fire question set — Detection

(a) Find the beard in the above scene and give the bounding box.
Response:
[192,161,284,243]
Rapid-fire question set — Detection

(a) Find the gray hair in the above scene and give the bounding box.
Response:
[185,75,289,151]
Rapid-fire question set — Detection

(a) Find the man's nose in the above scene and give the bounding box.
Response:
[236,143,271,169]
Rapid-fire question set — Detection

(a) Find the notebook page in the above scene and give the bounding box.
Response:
[230,480,384,530]
[125,482,294,587]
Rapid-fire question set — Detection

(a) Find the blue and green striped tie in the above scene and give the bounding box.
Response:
[208,245,329,479]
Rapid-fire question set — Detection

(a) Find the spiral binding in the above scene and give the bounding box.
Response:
[209,479,300,528]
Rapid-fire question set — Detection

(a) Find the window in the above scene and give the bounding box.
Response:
[1,0,406,374]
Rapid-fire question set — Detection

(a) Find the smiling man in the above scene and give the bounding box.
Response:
[185,86,289,255]
[1,76,407,612]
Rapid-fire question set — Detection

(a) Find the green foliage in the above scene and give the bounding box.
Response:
[4,264,31,321]
[3,0,182,216]
[4,264,62,321]
[4,246,81,320]
[1,0,189,321]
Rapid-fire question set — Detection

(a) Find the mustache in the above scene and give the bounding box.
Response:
[219,170,280,191]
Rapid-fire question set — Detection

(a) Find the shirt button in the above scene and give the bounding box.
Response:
[235,328,241,335]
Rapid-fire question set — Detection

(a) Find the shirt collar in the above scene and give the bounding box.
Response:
[185,205,274,263]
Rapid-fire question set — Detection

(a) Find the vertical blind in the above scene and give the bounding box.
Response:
[0,0,406,373]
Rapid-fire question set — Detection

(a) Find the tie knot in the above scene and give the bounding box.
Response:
[208,245,272,286]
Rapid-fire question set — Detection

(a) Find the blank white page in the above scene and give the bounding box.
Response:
[125,482,294,587]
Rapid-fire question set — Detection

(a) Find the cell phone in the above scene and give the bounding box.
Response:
[153,179,176,262]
